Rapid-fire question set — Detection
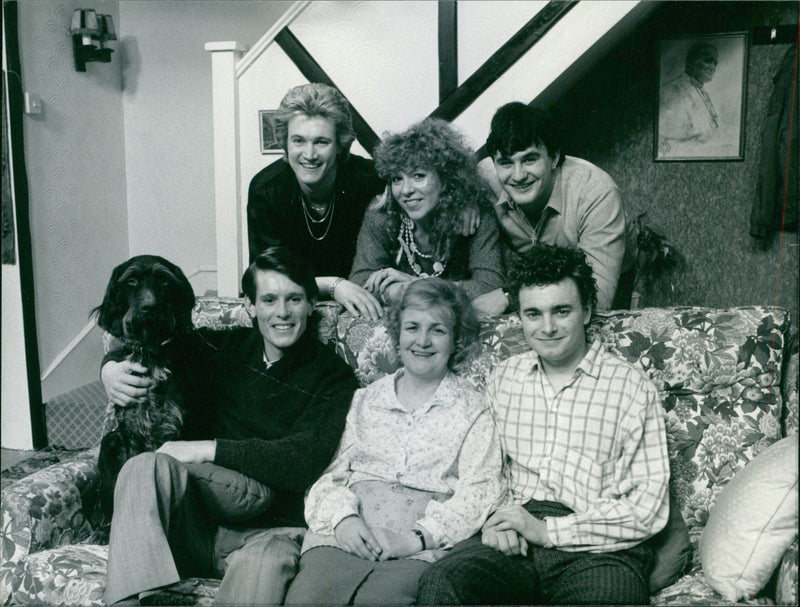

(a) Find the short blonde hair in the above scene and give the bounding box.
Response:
[274,83,355,158]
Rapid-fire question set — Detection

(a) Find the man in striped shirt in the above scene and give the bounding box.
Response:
[418,244,669,605]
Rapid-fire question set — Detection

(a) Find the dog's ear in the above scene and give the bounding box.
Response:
[92,258,133,337]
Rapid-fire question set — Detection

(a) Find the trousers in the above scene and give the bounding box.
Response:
[104,452,304,606]
[417,500,654,605]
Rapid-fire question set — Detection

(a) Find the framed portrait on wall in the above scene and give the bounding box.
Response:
[655,32,749,161]
[259,110,282,154]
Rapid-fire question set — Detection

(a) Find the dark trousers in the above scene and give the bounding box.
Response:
[417,500,654,605]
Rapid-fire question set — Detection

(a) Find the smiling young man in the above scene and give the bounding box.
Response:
[102,246,358,606]
[417,244,670,605]
[476,102,632,311]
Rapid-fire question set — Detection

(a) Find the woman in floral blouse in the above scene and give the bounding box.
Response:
[284,278,504,605]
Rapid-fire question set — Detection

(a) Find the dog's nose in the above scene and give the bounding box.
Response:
[139,289,157,311]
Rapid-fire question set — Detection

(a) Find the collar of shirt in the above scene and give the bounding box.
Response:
[382,369,460,414]
[526,338,604,380]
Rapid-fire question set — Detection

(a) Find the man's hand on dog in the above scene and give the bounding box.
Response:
[102,360,153,406]
[100,360,153,407]
[157,440,216,463]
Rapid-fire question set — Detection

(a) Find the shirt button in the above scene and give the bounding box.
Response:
[397,471,404,479]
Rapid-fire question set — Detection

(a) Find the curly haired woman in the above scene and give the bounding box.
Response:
[349,118,505,315]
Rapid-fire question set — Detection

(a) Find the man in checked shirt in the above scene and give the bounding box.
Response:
[417,244,670,605]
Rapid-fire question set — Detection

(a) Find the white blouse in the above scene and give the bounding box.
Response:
[304,369,504,552]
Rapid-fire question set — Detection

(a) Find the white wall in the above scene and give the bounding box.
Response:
[15,0,128,411]
[120,0,294,286]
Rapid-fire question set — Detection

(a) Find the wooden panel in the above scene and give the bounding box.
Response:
[439,1,458,102]
[431,0,578,121]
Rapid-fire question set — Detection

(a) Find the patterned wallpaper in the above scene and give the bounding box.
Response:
[17,0,128,394]
[556,1,798,323]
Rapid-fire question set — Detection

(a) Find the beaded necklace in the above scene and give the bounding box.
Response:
[396,215,446,277]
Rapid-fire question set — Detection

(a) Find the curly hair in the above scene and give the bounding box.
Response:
[274,83,355,158]
[385,278,480,373]
[506,244,597,314]
[485,102,563,166]
[373,118,490,258]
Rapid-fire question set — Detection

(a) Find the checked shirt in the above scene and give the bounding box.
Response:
[487,339,670,553]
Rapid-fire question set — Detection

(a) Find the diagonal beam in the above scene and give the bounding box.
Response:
[275,27,380,154]
[438,1,458,102]
[430,0,578,122]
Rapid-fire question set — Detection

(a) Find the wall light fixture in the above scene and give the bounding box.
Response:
[70,9,117,72]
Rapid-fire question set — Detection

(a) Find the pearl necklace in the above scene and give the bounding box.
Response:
[396,215,446,277]
[301,192,335,241]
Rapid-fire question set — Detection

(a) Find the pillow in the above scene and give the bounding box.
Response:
[699,434,798,601]
[646,491,693,592]
[182,462,273,524]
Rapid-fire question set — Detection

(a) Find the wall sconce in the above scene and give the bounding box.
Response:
[70,9,117,72]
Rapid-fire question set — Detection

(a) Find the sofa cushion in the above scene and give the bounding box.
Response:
[647,491,693,593]
[775,537,798,606]
[593,307,789,531]
[182,462,273,524]
[699,434,798,601]
[5,544,108,607]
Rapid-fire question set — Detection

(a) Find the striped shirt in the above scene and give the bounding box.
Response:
[487,339,670,553]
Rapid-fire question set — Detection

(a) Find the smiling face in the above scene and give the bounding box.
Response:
[245,269,313,363]
[518,278,591,372]
[398,305,455,383]
[492,142,559,210]
[686,47,718,84]
[286,114,339,196]
[390,168,443,226]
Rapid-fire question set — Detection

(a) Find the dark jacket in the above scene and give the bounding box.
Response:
[751,47,798,239]
[247,154,384,277]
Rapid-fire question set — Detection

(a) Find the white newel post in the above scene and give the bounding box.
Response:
[206,41,247,298]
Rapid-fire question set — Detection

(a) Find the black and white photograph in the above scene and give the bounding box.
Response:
[1,2,798,607]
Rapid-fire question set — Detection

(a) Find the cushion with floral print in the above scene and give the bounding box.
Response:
[2,543,218,607]
[775,537,798,606]
[590,307,789,531]
[192,297,340,344]
[780,334,798,437]
[1,448,101,568]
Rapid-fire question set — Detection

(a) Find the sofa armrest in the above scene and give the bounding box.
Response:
[1,448,102,565]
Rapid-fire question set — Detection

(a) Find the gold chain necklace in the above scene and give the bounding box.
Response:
[301,192,335,241]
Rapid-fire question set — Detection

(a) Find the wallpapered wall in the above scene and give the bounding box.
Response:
[17,0,128,403]
[555,1,798,324]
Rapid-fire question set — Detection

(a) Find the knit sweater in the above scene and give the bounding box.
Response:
[105,326,358,526]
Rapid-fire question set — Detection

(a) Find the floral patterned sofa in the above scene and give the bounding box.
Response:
[2,299,797,606]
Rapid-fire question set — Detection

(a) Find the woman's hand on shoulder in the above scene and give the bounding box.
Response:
[101,360,153,407]
[333,279,383,320]
[335,515,382,561]
[372,527,424,561]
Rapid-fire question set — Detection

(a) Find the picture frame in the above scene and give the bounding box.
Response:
[259,110,282,154]
[655,32,748,161]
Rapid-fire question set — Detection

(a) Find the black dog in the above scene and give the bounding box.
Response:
[94,255,196,519]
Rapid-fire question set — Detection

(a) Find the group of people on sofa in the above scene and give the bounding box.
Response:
[100,83,669,605]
